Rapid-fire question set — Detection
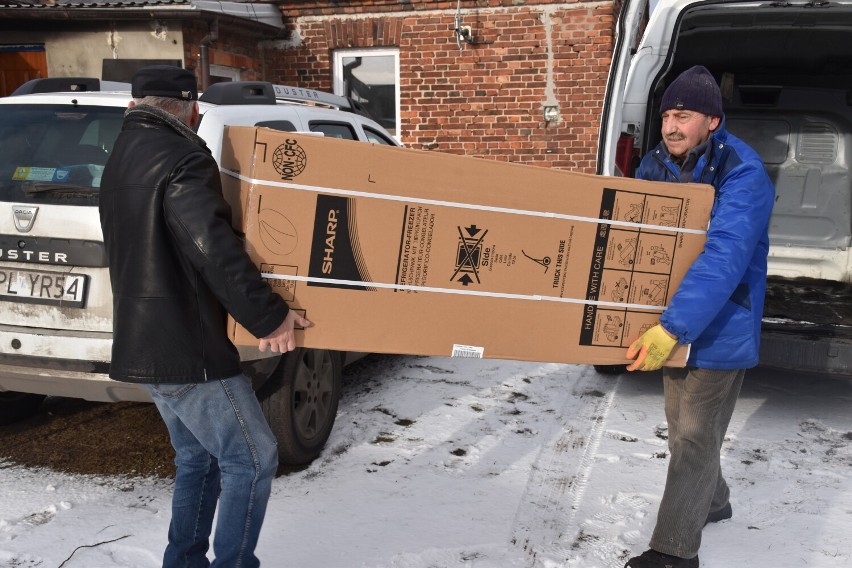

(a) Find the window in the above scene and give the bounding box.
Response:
[309,122,357,140]
[333,49,400,139]
[363,127,396,146]
[0,104,126,205]
[209,64,241,85]
[256,120,297,132]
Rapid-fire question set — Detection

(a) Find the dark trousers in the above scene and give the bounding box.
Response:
[649,367,745,559]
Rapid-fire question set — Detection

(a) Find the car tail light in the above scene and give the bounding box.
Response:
[615,133,639,178]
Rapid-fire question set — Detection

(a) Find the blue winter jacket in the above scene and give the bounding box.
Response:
[636,118,775,369]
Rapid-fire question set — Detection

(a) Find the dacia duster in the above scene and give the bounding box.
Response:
[0,77,398,464]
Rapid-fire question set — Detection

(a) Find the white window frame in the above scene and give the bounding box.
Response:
[209,64,241,82]
[333,48,400,141]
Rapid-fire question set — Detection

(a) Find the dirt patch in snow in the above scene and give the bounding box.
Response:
[0,398,176,478]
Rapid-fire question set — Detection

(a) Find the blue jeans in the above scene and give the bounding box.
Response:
[147,375,279,568]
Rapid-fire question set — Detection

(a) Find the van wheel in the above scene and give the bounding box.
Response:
[593,364,629,376]
[0,392,46,425]
[258,348,343,465]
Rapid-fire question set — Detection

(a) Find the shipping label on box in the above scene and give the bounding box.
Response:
[220,127,714,366]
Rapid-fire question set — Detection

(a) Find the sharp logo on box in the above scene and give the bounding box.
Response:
[322,209,338,274]
[272,139,307,180]
[309,195,374,291]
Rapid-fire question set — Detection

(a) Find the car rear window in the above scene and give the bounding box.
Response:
[0,104,126,205]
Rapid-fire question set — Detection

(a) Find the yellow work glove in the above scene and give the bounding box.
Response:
[626,324,678,371]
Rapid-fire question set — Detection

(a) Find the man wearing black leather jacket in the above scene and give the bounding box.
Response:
[99,65,310,568]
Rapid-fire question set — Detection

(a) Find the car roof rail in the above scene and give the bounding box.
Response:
[11,78,130,96]
[11,77,104,96]
[200,81,347,108]
[269,84,351,109]
[199,81,278,105]
[270,84,376,120]
[199,81,377,120]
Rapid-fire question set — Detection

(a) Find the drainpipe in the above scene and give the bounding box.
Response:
[199,18,219,90]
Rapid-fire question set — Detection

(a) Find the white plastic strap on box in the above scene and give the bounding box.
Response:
[258,272,666,312]
[223,167,695,311]
[220,169,707,236]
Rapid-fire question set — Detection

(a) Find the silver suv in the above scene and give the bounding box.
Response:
[0,78,398,463]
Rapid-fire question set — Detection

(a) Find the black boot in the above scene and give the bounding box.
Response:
[624,549,698,568]
[704,502,733,526]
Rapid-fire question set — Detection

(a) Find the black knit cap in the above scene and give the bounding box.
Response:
[660,65,723,117]
[131,65,198,101]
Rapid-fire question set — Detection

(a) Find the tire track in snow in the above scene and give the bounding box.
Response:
[510,368,620,567]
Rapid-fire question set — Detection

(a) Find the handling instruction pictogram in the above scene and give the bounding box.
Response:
[580,188,688,349]
[522,249,551,273]
[453,224,488,286]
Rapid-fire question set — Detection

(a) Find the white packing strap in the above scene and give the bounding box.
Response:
[260,272,666,312]
[220,168,707,236]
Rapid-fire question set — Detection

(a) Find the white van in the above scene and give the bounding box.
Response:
[599,0,852,376]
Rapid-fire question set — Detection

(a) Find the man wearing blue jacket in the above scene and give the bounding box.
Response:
[624,66,775,568]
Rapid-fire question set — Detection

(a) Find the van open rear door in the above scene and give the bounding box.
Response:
[596,0,649,176]
[598,0,745,177]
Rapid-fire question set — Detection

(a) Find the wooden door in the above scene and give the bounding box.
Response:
[0,47,47,97]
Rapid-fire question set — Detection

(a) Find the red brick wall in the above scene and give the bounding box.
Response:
[265,1,616,172]
[183,20,269,82]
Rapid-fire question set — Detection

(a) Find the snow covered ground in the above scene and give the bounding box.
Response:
[1,354,850,568]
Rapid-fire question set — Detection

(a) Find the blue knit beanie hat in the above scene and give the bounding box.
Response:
[660,65,723,117]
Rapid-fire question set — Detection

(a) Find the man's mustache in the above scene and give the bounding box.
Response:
[665,134,685,142]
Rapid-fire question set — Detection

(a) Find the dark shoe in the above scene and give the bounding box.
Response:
[624,549,698,568]
[704,502,733,526]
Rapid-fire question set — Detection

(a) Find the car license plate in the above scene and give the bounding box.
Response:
[0,268,88,308]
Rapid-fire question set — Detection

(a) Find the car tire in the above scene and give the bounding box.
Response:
[0,392,46,426]
[258,348,343,465]
[593,364,629,376]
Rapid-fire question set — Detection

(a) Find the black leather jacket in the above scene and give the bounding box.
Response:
[99,105,288,383]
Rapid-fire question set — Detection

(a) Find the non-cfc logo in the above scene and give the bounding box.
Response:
[13,205,38,233]
[272,139,307,180]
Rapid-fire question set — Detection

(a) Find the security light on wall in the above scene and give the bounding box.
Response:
[457,25,473,43]
[453,13,474,51]
[453,1,495,51]
[543,106,559,122]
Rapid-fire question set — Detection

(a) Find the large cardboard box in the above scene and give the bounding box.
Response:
[220,127,714,366]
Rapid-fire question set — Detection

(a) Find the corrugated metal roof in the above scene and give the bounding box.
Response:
[54,0,192,6]
[0,0,188,6]
[0,0,284,29]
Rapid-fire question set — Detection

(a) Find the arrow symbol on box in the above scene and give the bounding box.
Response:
[465,225,481,237]
[458,274,474,286]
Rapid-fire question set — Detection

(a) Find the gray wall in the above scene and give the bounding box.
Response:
[2,20,184,78]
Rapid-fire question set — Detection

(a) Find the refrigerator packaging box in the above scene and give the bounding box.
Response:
[220,126,714,366]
